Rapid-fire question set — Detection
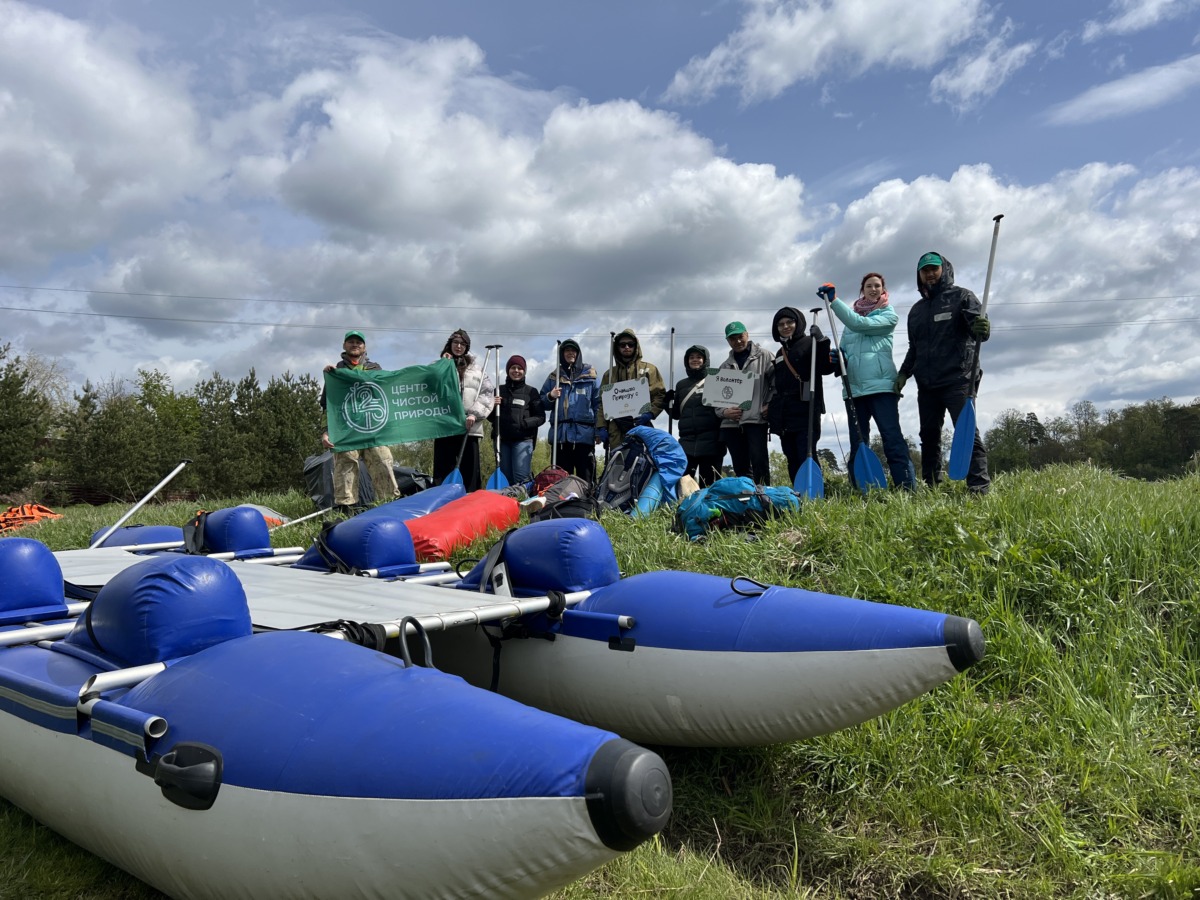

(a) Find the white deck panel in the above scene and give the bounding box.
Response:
[53,548,550,632]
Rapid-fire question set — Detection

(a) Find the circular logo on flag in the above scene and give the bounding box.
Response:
[341,382,389,434]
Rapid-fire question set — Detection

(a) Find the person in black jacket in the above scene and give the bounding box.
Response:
[495,355,545,486]
[666,345,724,486]
[768,307,835,484]
[895,252,992,493]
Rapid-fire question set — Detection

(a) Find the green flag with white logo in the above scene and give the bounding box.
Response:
[324,359,466,451]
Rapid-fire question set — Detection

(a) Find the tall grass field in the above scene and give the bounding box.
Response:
[2,464,1198,898]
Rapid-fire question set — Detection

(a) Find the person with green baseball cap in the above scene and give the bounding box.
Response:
[716,320,774,485]
[896,251,991,493]
[318,329,399,512]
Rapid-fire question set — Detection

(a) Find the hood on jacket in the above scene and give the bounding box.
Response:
[916,253,957,300]
[683,344,710,378]
[611,328,642,364]
[771,306,807,342]
[558,339,583,368]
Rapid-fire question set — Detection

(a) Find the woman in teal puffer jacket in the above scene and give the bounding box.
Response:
[828,273,915,490]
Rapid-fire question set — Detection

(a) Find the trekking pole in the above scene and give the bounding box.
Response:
[668,327,675,436]
[90,459,191,549]
[551,340,561,469]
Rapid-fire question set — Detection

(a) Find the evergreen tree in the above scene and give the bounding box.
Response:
[0,344,52,494]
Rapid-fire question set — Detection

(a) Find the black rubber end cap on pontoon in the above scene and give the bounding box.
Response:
[944,616,986,672]
[585,738,672,852]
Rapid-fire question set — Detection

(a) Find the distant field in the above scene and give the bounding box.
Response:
[3,466,1198,898]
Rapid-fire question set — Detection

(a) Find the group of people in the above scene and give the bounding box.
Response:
[321,250,993,507]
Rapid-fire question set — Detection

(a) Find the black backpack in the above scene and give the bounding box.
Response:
[596,435,658,513]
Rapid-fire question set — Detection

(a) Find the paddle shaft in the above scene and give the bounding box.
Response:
[804,308,821,462]
[667,327,675,436]
[89,459,191,549]
[820,296,868,444]
[451,345,495,471]
[967,214,1004,401]
[487,345,504,483]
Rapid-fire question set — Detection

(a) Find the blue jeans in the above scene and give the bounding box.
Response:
[848,394,916,490]
[501,439,534,486]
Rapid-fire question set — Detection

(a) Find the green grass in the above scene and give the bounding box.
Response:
[4,466,1200,898]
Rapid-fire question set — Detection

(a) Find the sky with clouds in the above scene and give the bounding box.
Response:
[2,0,1199,461]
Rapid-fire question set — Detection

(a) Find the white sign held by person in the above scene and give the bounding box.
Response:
[703,368,755,409]
[601,378,651,418]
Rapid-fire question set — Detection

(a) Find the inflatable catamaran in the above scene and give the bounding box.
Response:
[0,538,671,900]
[52,509,984,748]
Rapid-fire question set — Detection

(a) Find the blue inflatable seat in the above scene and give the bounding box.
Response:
[0,538,70,624]
[293,515,419,575]
[198,506,272,555]
[58,555,252,669]
[457,519,621,596]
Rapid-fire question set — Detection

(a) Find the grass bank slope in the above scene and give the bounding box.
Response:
[4,467,1198,898]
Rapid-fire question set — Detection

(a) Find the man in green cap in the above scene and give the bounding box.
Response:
[716,320,774,484]
[319,330,400,512]
[896,252,991,493]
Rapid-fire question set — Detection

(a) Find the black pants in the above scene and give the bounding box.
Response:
[554,441,595,484]
[917,382,990,493]
[779,413,822,484]
[433,434,481,492]
[686,453,725,488]
[724,423,770,485]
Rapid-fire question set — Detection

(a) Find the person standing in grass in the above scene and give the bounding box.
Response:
[824,275,916,490]
[768,307,835,484]
[896,252,991,494]
[432,329,493,492]
[494,354,545,486]
[596,329,667,451]
[716,322,774,485]
[666,344,725,487]
[541,339,601,484]
[320,330,400,513]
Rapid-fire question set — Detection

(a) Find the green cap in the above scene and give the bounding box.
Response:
[344,330,366,343]
[724,321,747,338]
[917,252,943,269]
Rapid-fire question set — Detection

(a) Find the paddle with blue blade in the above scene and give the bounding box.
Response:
[948,213,1004,481]
[444,345,495,487]
[794,307,826,500]
[819,288,888,494]
[485,344,509,490]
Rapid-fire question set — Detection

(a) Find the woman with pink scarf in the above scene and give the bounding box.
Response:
[827,273,916,490]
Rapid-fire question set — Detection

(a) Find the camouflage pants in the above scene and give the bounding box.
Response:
[332,445,399,506]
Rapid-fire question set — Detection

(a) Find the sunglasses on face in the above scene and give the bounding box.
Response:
[617,341,636,349]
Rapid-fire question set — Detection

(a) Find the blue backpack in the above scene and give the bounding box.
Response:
[675,477,800,540]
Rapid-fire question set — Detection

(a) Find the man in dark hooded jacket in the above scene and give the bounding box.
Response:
[666,344,724,486]
[596,329,667,451]
[896,252,992,493]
